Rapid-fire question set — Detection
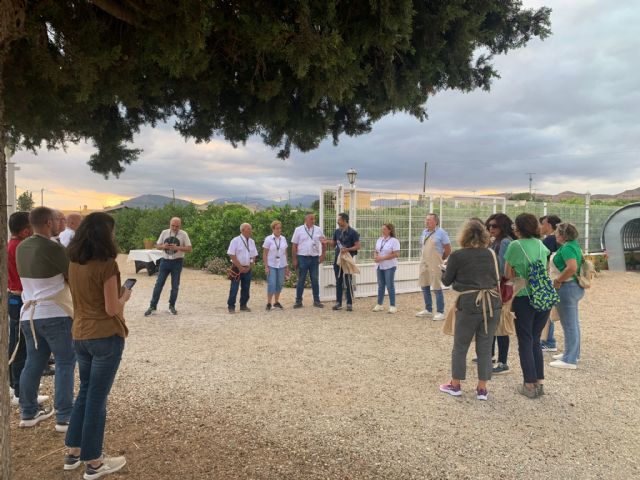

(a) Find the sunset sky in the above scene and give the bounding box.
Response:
[10,0,640,210]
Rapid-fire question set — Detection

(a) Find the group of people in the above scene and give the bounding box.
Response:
[6,206,587,477]
[7,208,131,478]
[438,212,586,401]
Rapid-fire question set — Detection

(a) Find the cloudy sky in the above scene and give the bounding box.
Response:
[11,0,640,210]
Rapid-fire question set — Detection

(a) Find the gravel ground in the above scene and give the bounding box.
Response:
[9,256,640,479]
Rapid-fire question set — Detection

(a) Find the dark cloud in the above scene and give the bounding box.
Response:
[13,0,640,208]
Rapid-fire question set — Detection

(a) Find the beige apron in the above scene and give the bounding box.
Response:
[419,232,443,289]
[9,283,74,363]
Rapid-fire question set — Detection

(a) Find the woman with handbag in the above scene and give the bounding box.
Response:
[504,213,553,399]
[439,219,502,401]
[485,214,515,375]
[549,223,584,370]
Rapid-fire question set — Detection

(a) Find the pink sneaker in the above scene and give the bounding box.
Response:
[476,388,489,401]
[439,383,462,397]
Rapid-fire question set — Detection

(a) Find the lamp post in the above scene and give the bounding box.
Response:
[346,168,357,227]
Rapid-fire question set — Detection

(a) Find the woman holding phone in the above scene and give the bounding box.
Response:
[64,212,131,478]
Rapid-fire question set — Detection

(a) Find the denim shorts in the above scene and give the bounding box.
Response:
[267,267,286,294]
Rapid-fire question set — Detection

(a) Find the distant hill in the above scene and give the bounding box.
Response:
[110,194,193,210]
[203,194,317,209]
[498,187,640,202]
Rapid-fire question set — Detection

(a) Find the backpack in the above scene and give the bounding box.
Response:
[577,257,596,289]
[517,241,560,312]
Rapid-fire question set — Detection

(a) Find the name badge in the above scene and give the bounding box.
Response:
[312,243,319,254]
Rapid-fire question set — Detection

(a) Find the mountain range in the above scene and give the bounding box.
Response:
[108,187,639,211]
[108,193,318,210]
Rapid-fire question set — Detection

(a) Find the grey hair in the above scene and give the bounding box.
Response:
[427,213,440,225]
[240,223,252,232]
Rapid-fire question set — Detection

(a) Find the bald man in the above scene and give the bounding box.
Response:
[59,213,82,247]
[144,217,192,316]
[51,210,66,243]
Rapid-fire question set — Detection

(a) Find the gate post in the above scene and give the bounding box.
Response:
[585,192,591,253]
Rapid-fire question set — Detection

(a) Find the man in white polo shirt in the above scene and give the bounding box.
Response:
[144,217,192,316]
[227,223,259,313]
[291,212,326,308]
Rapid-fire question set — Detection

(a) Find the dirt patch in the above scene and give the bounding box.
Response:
[9,257,640,479]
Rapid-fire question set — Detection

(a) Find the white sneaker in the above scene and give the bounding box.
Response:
[84,455,127,480]
[433,312,445,321]
[372,304,385,312]
[19,408,55,427]
[388,306,397,314]
[549,359,577,370]
[552,354,580,362]
[415,310,432,317]
[37,394,49,405]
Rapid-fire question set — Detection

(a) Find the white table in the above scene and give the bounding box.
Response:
[127,250,165,275]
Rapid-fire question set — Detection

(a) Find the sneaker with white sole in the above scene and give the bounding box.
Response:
[549,359,577,370]
[55,422,69,433]
[388,306,397,314]
[84,455,126,480]
[64,453,82,470]
[372,304,384,312]
[415,310,432,317]
[432,312,445,321]
[541,344,558,352]
[19,408,55,427]
[439,382,462,397]
[476,388,489,401]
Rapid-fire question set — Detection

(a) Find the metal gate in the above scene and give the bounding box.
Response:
[318,187,506,301]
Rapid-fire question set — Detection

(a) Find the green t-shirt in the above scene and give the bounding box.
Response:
[504,238,550,297]
[553,239,583,274]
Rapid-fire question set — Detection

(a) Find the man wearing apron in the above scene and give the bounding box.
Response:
[416,213,451,320]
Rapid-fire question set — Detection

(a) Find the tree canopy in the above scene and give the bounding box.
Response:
[4,0,551,177]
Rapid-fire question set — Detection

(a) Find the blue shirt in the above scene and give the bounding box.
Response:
[332,226,360,262]
[420,227,450,255]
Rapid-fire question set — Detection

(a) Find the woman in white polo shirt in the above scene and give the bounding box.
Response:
[373,223,401,314]
[263,220,290,311]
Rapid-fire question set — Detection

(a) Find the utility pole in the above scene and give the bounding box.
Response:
[422,161,428,193]
[288,190,291,205]
[526,173,536,201]
[171,188,175,206]
[41,188,44,206]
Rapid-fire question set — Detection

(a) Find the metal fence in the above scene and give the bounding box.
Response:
[318,187,617,300]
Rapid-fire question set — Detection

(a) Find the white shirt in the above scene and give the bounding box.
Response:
[262,234,288,268]
[291,224,324,256]
[59,227,75,247]
[227,235,259,266]
[375,236,401,270]
[157,229,192,260]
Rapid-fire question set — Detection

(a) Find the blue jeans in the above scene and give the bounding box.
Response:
[557,281,584,364]
[150,258,183,308]
[65,335,124,461]
[267,267,285,295]
[422,286,444,313]
[296,255,320,303]
[228,271,252,308]
[20,316,76,422]
[541,321,557,349]
[333,264,353,306]
[8,294,26,397]
[512,296,549,384]
[377,267,396,306]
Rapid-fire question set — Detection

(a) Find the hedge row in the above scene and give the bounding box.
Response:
[111,204,311,270]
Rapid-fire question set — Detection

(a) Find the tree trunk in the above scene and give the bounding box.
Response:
[1,1,27,475]
[0,70,11,480]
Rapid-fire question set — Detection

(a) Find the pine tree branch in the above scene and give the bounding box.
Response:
[90,0,140,26]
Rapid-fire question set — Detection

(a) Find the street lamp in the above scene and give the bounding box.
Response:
[346,168,357,228]
[346,168,357,187]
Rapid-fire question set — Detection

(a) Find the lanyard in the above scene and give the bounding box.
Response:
[240,236,251,254]
[304,226,314,241]
[273,235,282,251]
[423,229,434,245]
[379,237,390,252]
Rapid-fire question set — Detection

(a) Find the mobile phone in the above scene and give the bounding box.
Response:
[123,278,137,290]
